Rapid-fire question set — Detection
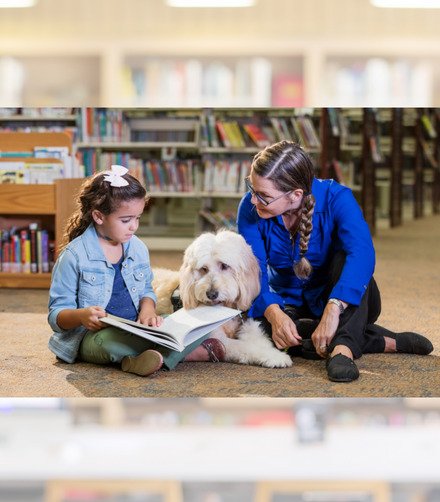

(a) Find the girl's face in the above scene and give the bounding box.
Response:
[248,173,303,218]
[94,198,145,244]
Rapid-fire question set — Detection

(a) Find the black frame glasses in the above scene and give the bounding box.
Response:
[245,177,291,207]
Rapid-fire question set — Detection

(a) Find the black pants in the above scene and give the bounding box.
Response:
[257,251,387,359]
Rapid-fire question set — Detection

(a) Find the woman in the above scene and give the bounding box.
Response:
[237,141,433,382]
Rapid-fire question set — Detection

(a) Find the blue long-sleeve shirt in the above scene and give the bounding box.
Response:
[237,178,375,318]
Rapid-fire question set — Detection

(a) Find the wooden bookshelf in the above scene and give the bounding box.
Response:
[0,184,56,215]
[0,179,82,289]
[0,131,82,289]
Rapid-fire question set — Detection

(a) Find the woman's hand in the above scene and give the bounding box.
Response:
[264,304,302,349]
[78,306,107,331]
[311,302,341,358]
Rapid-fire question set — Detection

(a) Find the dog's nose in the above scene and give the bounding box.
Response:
[206,289,219,301]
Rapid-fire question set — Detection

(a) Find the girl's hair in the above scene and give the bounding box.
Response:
[251,140,316,279]
[60,171,147,250]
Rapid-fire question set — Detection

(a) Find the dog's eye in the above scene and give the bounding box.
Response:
[219,262,230,271]
[199,266,209,274]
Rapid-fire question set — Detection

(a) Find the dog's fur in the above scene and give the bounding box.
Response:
[154,230,292,368]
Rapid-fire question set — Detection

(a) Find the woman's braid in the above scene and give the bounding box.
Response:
[293,194,315,279]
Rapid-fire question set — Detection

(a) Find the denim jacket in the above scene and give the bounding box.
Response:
[48,224,157,363]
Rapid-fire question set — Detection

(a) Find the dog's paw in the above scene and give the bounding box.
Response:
[260,350,293,368]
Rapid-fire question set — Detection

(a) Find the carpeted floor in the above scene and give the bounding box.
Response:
[0,215,439,397]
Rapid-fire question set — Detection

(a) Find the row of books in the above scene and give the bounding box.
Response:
[0,107,75,118]
[121,57,274,107]
[79,152,201,191]
[0,146,81,183]
[199,209,237,232]
[201,115,321,150]
[140,158,251,195]
[203,160,251,194]
[78,108,130,143]
[77,150,132,178]
[0,225,54,273]
[77,154,252,194]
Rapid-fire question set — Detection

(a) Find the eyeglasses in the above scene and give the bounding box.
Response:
[245,177,291,207]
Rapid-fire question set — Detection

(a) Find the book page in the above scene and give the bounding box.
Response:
[102,305,241,351]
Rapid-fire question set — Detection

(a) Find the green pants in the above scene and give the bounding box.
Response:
[78,327,209,371]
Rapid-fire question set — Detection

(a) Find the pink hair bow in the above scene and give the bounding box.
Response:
[102,165,129,187]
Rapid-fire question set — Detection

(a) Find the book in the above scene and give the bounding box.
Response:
[101,305,241,352]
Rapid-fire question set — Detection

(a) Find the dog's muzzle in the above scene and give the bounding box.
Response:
[206,289,219,301]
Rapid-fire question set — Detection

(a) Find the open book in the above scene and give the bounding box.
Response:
[101,305,241,352]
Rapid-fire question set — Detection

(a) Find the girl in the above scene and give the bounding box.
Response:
[48,165,225,377]
[237,141,433,382]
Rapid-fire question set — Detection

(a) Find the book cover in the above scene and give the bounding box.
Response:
[242,123,270,148]
[101,305,241,352]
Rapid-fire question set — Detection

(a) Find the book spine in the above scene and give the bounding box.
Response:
[36,230,43,274]
[20,230,31,274]
[2,241,10,273]
[30,226,38,273]
[41,230,49,273]
[215,121,231,148]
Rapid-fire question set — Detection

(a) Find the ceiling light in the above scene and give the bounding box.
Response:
[0,0,36,7]
[371,0,440,7]
[166,0,255,7]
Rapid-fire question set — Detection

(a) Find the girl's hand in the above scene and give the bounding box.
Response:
[138,312,164,327]
[265,305,302,349]
[79,306,107,331]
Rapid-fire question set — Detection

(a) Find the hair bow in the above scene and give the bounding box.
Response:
[102,165,129,187]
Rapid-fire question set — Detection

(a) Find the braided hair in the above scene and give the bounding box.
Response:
[251,140,316,279]
[60,171,147,251]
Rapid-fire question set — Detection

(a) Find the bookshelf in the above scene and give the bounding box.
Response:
[4,41,440,107]
[0,179,82,289]
[1,108,439,263]
[0,130,81,288]
[74,107,325,250]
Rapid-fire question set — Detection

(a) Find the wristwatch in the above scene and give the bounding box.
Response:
[328,298,345,315]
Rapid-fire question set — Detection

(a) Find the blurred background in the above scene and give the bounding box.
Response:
[0,398,440,501]
[1,0,440,107]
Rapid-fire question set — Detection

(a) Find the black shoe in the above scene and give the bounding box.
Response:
[287,319,321,360]
[301,339,322,360]
[326,354,359,382]
[388,332,433,355]
[287,339,322,360]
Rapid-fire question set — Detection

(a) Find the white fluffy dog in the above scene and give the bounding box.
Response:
[174,230,292,368]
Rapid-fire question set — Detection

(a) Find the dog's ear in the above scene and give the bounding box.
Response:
[235,242,261,311]
[179,248,199,310]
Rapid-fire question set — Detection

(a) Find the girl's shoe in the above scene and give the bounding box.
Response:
[201,338,226,362]
[121,349,163,376]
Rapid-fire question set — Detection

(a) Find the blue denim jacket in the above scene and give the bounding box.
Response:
[48,224,157,363]
[237,178,375,318]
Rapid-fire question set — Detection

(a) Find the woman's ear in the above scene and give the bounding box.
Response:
[289,188,305,204]
[91,209,104,225]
